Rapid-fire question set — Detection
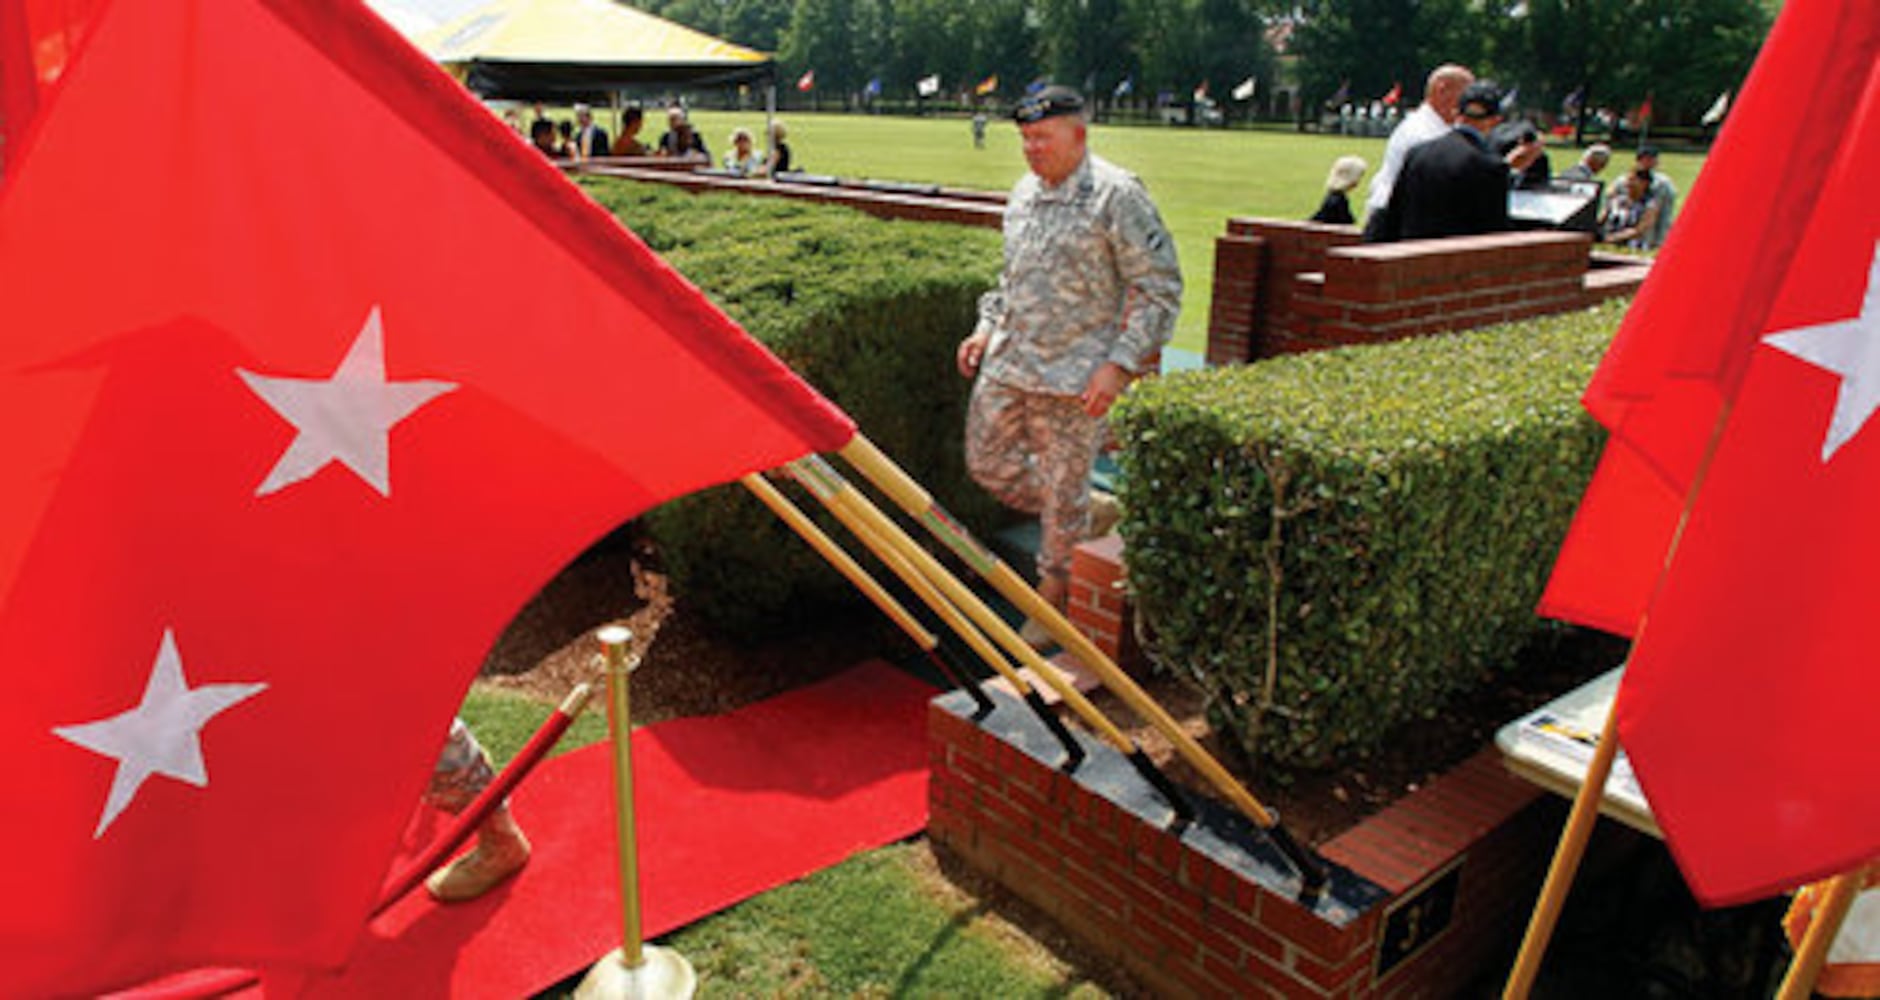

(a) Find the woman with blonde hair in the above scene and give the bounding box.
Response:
[760,119,793,176]
[1310,154,1369,225]
[724,127,761,176]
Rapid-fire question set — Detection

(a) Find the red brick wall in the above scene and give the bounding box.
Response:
[930,690,1563,998]
[1206,234,1266,365]
[578,164,1006,229]
[1068,534,1142,671]
[1206,219,1649,362]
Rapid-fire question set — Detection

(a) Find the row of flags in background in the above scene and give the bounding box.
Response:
[796,70,1260,103]
[1557,84,1732,126]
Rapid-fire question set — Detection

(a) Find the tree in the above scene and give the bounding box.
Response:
[1035,0,1136,94]
[1289,0,1484,114]
[1486,0,1768,139]
[781,0,862,106]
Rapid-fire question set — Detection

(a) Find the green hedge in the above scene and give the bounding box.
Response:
[1109,301,1624,770]
[579,177,1005,635]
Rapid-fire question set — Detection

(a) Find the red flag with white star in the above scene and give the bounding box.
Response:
[0,0,852,992]
[1538,0,1880,905]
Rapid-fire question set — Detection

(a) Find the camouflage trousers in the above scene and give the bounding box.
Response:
[965,378,1102,585]
[425,717,495,815]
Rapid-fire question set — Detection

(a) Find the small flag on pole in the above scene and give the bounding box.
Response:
[1232,76,1256,102]
[863,77,881,97]
[1113,75,1133,98]
[974,74,998,97]
[1701,89,1731,125]
[1192,81,1208,103]
[796,69,815,92]
[1379,81,1400,106]
[916,73,940,97]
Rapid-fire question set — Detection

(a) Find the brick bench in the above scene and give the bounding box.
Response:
[930,687,1566,997]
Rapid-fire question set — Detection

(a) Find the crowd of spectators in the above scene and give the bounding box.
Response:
[498,100,796,178]
[1302,63,1678,253]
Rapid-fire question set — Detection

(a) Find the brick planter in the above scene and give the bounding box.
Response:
[929,688,1564,997]
[1205,218,1649,362]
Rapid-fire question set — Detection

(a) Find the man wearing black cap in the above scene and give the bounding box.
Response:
[955,85,1181,645]
[1372,81,1529,242]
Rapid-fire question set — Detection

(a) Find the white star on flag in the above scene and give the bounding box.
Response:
[239,305,457,496]
[1763,242,1880,463]
[52,630,267,838]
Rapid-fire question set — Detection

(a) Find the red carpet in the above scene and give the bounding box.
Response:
[123,661,935,999]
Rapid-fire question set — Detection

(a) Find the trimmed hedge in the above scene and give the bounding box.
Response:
[1109,301,1624,770]
[578,177,1005,634]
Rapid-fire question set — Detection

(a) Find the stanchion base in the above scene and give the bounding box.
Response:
[573,944,697,1000]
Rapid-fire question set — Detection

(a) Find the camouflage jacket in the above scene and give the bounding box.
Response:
[975,153,1182,395]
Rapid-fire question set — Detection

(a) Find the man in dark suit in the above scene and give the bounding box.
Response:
[571,103,609,162]
[1373,82,1531,242]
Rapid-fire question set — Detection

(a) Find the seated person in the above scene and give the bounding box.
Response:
[610,105,649,157]
[1309,155,1368,225]
[1598,169,1663,249]
[1633,145,1678,249]
[529,118,568,160]
[723,127,761,176]
[1558,142,1611,182]
[657,107,709,163]
[761,120,793,175]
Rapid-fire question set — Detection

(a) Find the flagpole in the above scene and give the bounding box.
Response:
[783,458,1096,768]
[1777,864,1872,999]
[832,437,1328,899]
[1506,400,1738,997]
[741,473,996,716]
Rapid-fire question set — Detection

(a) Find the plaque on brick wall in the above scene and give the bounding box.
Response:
[1375,859,1461,979]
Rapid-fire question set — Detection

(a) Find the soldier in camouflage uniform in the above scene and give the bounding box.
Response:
[956,86,1181,641]
[422,717,530,902]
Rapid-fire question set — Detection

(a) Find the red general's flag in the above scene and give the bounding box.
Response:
[1539,0,1880,905]
[1381,81,1401,106]
[0,0,854,993]
[796,68,814,91]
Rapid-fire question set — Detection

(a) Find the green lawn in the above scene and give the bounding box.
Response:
[461,685,1114,997]
[680,109,1707,355]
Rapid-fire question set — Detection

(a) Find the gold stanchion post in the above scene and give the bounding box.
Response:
[575,626,696,1000]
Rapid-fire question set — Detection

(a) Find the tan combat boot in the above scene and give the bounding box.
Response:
[424,803,531,903]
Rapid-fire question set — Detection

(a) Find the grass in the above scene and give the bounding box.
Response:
[674,109,1708,355]
[458,686,1116,997]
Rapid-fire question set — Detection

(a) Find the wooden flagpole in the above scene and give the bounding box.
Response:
[742,473,995,717]
[1777,863,1874,1000]
[786,457,1114,770]
[829,439,1326,895]
[1505,401,1738,997]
